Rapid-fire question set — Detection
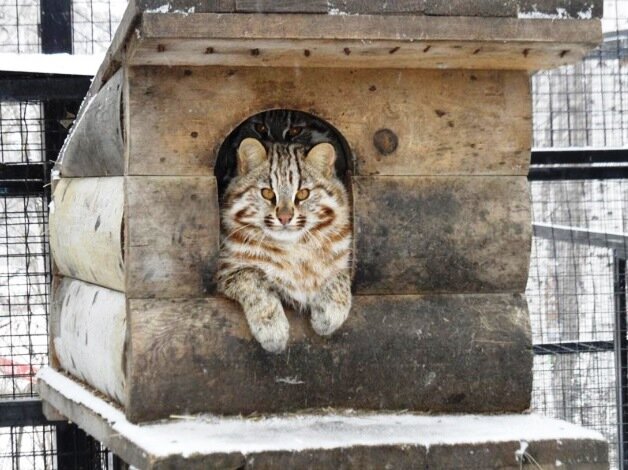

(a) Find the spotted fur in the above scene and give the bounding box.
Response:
[216,138,352,353]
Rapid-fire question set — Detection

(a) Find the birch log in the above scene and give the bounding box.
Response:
[58,68,125,177]
[50,177,125,291]
[51,277,127,405]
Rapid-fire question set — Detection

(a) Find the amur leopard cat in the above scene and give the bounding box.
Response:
[216,137,352,353]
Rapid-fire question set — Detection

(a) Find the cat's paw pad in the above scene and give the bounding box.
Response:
[246,301,290,353]
[310,303,350,337]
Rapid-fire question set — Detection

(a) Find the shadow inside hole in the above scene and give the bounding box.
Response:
[214,109,352,198]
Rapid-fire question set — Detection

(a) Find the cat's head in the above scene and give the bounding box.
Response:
[223,138,348,243]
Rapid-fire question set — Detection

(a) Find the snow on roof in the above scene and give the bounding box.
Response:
[0,53,104,76]
[38,367,605,460]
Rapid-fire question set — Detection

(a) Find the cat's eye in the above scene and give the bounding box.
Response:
[261,188,275,201]
[287,126,303,137]
[295,188,310,201]
[255,123,268,134]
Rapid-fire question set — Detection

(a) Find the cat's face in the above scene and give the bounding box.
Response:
[223,138,347,244]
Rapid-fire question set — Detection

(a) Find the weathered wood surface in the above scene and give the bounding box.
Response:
[134,0,602,17]
[50,178,125,291]
[129,14,600,70]
[233,0,519,16]
[126,294,531,421]
[125,176,220,299]
[57,69,125,177]
[38,367,608,470]
[353,176,531,295]
[51,278,126,404]
[128,67,531,176]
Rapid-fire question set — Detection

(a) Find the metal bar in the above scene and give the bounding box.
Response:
[0,73,91,101]
[0,399,60,427]
[528,166,628,180]
[0,163,46,181]
[56,422,105,470]
[614,257,628,468]
[40,0,72,54]
[533,341,615,355]
[533,223,628,258]
[0,181,46,196]
[531,149,628,165]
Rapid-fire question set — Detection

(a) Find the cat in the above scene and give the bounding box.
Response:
[215,110,348,195]
[216,138,352,353]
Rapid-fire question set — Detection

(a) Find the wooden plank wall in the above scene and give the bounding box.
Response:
[126,65,531,298]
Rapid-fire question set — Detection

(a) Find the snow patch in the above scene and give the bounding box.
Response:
[0,53,103,76]
[519,4,593,19]
[146,3,170,13]
[145,3,196,14]
[37,368,607,461]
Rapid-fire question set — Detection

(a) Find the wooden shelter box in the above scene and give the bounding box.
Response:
[45,0,602,423]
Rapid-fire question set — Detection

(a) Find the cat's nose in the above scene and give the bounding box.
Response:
[276,207,294,225]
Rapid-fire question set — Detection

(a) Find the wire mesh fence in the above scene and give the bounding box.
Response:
[532,0,628,148]
[528,2,628,469]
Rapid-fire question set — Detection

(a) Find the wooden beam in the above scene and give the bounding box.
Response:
[127,66,531,177]
[126,14,600,70]
[353,176,531,295]
[37,367,609,469]
[125,176,220,299]
[126,294,531,421]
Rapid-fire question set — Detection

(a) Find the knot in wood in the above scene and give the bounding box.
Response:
[373,129,398,156]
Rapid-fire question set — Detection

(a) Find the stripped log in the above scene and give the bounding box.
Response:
[58,68,124,177]
[353,176,531,294]
[51,277,126,404]
[127,66,531,177]
[125,176,221,298]
[50,177,124,291]
[126,294,531,422]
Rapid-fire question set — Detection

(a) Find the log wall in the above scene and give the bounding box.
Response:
[49,61,537,421]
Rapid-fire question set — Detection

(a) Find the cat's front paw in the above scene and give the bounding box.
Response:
[310,301,350,337]
[244,297,289,353]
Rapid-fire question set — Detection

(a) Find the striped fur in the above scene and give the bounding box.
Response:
[216,139,352,353]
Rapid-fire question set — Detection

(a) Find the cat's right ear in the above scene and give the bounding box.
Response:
[237,138,267,175]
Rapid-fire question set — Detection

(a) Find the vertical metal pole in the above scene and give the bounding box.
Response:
[614,256,627,469]
[56,422,104,470]
[40,0,72,54]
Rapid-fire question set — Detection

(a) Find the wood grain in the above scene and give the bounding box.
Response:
[353,176,531,294]
[125,176,220,299]
[51,278,127,404]
[50,178,125,291]
[129,37,596,71]
[58,69,125,177]
[126,294,531,421]
[128,67,531,177]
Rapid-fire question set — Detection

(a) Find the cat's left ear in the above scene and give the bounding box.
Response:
[237,138,267,175]
[305,143,336,177]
